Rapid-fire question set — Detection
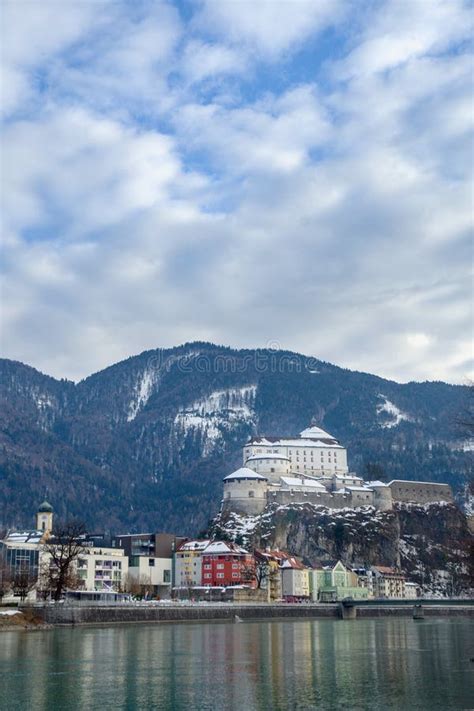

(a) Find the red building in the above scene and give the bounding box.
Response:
[201,541,255,587]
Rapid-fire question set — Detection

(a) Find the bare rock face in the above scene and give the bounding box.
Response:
[211,502,473,596]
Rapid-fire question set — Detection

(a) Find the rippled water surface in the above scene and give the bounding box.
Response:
[1,617,473,710]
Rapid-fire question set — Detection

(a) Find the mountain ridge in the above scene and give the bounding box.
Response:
[1,342,471,534]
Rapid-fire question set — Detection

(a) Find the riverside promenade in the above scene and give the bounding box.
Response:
[26,599,474,626]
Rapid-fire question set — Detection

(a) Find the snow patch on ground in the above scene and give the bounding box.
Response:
[376,394,413,428]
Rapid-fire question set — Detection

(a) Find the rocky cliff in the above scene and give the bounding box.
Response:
[210,502,473,596]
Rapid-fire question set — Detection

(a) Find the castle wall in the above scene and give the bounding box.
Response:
[268,489,374,509]
[372,486,393,512]
[389,481,453,505]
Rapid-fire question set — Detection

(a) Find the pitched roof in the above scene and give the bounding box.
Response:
[203,541,249,555]
[176,540,210,552]
[373,566,404,576]
[223,467,267,481]
[245,453,290,461]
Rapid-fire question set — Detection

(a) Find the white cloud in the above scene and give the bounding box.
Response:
[0,0,98,116]
[181,40,246,82]
[1,0,472,384]
[194,0,343,57]
[339,0,471,78]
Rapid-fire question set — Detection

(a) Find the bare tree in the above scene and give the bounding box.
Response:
[11,565,36,602]
[122,572,152,598]
[455,382,474,438]
[241,559,279,589]
[42,520,87,601]
[0,556,11,603]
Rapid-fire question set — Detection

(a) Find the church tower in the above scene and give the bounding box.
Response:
[36,500,53,534]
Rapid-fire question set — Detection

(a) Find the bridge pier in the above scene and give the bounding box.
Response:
[339,602,357,620]
[413,604,424,620]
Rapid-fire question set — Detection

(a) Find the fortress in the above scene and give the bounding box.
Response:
[221,424,453,516]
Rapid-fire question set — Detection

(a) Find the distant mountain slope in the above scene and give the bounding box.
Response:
[0,343,471,533]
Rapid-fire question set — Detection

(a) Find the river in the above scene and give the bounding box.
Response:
[1,617,472,710]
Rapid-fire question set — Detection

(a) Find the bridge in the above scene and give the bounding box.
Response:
[339,598,474,620]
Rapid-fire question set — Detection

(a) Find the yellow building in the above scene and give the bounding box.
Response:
[174,540,210,587]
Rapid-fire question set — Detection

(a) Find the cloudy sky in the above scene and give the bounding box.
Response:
[1,0,472,383]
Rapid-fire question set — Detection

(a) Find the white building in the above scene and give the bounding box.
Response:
[280,558,310,600]
[243,425,349,479]
[221,421,453,517]
[74,546,128,592]
[126,555,170,596]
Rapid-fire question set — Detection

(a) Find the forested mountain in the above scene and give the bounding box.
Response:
[0,343,471,534]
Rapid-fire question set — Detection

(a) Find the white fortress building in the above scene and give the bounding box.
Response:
[222,423,453,516]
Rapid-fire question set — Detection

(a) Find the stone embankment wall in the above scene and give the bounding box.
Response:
[29,603,474,626]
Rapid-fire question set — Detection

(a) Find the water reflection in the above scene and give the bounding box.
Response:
[1,618,472,710]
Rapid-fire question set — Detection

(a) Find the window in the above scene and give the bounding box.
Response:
[217,564,224,569]
[217,573,224,579]
[204,573,211,578]
[163,569,171,583]
[249,491,255,498]
[232,573,239,578]
[148,559,155,567]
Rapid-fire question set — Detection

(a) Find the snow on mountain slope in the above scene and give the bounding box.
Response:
[127,368,158,421]
[376,394,413,428]
[174,385,257,456]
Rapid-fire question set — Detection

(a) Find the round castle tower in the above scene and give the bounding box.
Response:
[244,453,290,484]
[222,468,268,516]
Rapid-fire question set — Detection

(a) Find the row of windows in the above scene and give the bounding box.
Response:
[203,573,240,579]
[249,448,340,457]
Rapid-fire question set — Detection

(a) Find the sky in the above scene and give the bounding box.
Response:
[1,0,472,383]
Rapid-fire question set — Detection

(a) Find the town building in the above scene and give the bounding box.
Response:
[201,541,255,587]
[372,566,406,599]
[113,532,186,596]
[175,540,210,587]
[280,557,310,601]
[222,423,453,516]
[254,549,292,601]
[74,545,128,592]
[309,561,368,602]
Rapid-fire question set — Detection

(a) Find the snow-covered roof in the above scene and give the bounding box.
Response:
[245,453,290,461]
[365,480,389,487]
[334,473,362,480]
[303,479,327,489]
[345,486,373,492]
[299,425,338,441]
[281,557,306,570]
[223,467,267,481]
[247,436,344,449]
[279,476,326,489]
[388,480,450,487]
[4,530,43,544]
[280,476,303,487]
[203,541,249,555]
[176,540,210,552]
